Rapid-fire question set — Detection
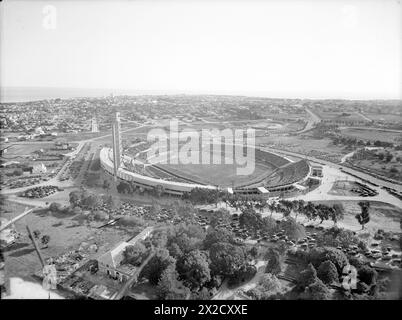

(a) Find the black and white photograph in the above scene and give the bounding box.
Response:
[0,0,401,305]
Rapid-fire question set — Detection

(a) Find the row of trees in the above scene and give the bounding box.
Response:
[69,189,120,211]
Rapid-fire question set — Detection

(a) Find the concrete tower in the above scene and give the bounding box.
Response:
[111,112,122,178]
[91,118,99,133]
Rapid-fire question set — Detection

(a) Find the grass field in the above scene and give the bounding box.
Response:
[312,200,402,233]
[153,148,275,187]
[2,142,54,157]
[340,128,402,143]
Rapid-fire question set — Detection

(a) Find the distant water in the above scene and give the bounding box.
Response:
[0,87,185,103]
[0,87,119,103]
[0,87,305,103]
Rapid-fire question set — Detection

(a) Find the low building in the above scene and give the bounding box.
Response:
[97,227,154,282]
[0,218,18,248]
[32,163,47,174]
[311,165,323,177]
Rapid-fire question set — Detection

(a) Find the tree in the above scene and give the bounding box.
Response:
[209,209,231,228]
[69,191,81,207]
[309,247,348,274]
[13,168,23,176]
[331,204,344,226]
[261,216,278,235]
[229,264,257,286]
[154,184,165,198]
[150,203,162,216]
[192,287,212,300]
[317,260,339,284]
[103,179,110,190]
[264,248,283,275]
[239,208,263,233]
[385,153,393,162]
[147,229,168,248]
[356,201,370,230]
[303,279,331,300]
[177,250,211,290]
[209,242,246,277]
[157,264,190,300]
[33,230,41,239]
[203,228,234,249]
[41,235,50,248]
[105,195,120,210]
[316,204,331,224]
[298,263,318,289]
[82,194,102,210]
[49,202,62,212]
[123,243,148,266]
[280,217,306,241]
[258,273,282,294]
[166,224,205,257]
[249,246,259,259]
[140,249,176,285]
[358,265,377,286]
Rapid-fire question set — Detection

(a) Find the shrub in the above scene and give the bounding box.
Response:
[317,260,339,284]
[280,217,306,241]
[298,263,318,289]
[358,265,377,286]
[259,273,282,293]
[303,279,331,300]
[308,247,348,273]
[118,216,145,227]
[49,202,62,212]
[264,248,284,275]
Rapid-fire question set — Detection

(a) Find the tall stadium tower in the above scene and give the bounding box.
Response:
[111,112,122,178]
[91,117,99,132]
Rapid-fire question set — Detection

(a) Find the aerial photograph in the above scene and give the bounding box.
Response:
[1,0,401,304]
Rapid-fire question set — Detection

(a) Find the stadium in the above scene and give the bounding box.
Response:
[100,113,315,197]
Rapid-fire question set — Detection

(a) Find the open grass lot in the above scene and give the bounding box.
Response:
[349,158,402,182]
[256,134,347,162]
[316,111,366,121]
[365,113,402,123]
[340,128,402,143]
[312,199,402,233]
[2,142,55,158]
[1,200,131,284]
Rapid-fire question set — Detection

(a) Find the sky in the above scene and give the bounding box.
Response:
[1,0,401,99]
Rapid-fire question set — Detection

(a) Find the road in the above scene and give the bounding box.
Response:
[260,146,402,193]
[0,123,151,196]
[296,107,321,134]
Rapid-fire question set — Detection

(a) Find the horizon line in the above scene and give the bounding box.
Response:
[1,86,401,103]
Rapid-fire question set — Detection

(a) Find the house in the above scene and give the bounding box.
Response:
[34,127,45,135]
[0,218,18,248]
[55,141,70,150]
[97,227,154,282]
[311,165,323,177]
[32,163,47,174]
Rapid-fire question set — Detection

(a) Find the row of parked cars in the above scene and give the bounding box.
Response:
[19,185,62,198]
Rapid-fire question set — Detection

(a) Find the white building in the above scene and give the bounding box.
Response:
[32,163,47,174]
[97,227,154,282]
[34,127,45,135]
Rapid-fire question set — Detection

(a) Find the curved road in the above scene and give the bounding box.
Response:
[260,146,402,194]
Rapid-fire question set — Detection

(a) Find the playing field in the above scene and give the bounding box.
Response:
[154,149,276,187]
[340,128,402,143]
